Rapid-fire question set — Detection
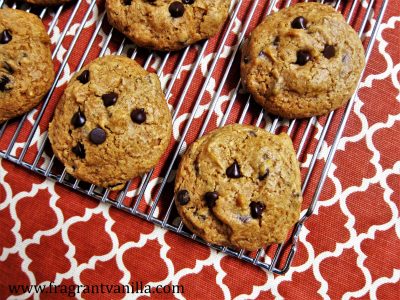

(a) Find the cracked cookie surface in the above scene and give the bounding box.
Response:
[49,55,172,190]
[0,8,54,123]
[240,2,365,119]
[174,124,302,251]
[105,0,231,51]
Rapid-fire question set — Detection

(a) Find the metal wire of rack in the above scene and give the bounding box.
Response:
[0,0,388,274]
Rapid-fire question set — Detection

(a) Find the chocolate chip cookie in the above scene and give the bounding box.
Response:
[105,0,232,51]
[48,55,172,190]
[174,124,302,251]
[0,8,54,123]
[241,2,365,119]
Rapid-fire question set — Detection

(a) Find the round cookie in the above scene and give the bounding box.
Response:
[174,124,302,251]
[105,0,231,51]
[240,2,365,119]
[0,9,54,123]
[48,55,172,190]
[24,0,73,6]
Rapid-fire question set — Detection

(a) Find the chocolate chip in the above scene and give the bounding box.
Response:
[273,36,280,46]
[77,70,90,84]
[258,51,267,59]
[259,168,269,180]
[177,190,190,205]
[248,131,257,137]
[342,53,350,64]
[72,142,85,158]
[89,128,106,145]
[291,16,307,29]
[182,0,195,3]
[102,92,118,107]
[296,50,311,66]
[323,45,336,59]
[71,110,86,128]
[194,160,200,174]
[250,201,266,219]
[226,161,242,178]
[237,215,251,223]
[123,0,132,5]
[204,192,218,208]
[0,75,10,92]
[243,56,250,64]
[131,108,146,124]
[0,30,12,44]
[3,62,14,74]
[169,1,185,18]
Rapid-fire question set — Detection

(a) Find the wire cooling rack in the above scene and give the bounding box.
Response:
[0,0,388,274]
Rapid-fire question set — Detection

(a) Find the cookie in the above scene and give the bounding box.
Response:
[105,0,232,51]
[0,9,54,123]
[240,2,365,119]
[24,0,72,6]
[48,55,172,190]
[174,124,302,251]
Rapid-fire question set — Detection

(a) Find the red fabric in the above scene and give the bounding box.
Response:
[1,0,400,299]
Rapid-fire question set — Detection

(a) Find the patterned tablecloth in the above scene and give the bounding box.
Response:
[1,0,399,299]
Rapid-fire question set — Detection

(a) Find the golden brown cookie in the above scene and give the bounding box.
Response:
[105,0,232,51]
[49,55,172,190]
[174,124,302,251]
[0,8,54,123]
[24,0,72,6]
[240,2,365,119]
